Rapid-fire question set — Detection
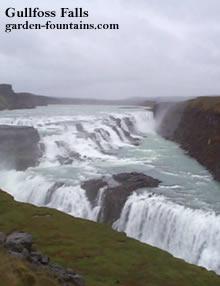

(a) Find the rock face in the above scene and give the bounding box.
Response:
[81,172,161,224]
[0,83,155,111]
[154,98,220,181]
[0,125,43,170]
[1,231,85,286]
[81,179,108,206]
[0,83,60,110]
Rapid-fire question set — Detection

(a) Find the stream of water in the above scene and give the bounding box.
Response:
[0,105,219,273]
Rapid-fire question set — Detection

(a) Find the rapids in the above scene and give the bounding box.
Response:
[0,105,219,274]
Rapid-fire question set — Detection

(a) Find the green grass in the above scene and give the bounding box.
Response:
[188,96,220,113]
[0,190,220,286]
[0,248,60,286]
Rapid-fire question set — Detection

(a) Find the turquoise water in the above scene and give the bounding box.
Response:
[0,105,219,273]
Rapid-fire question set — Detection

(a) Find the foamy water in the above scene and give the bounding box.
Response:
[0,105,219,274]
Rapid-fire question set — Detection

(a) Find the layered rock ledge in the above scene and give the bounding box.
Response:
[81,172,161,224]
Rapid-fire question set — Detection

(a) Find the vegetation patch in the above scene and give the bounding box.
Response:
[0,190,220,286]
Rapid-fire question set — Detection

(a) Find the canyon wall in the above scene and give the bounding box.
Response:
[0,125,42,170]
[154,97,220,182]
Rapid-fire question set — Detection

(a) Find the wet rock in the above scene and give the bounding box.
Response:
[81,179,108,206]
[109,116,140,145]
[57,156,74,165]
[82,172,161,224]
[124,117,136,133]
[75,123,84,133]
[101,173,160,224]
[45,182,65,205]
[55,141,82,165]
[0,125,42,170]
[113,172,160,189]
[5,231,33,252]
[94,128,110,142]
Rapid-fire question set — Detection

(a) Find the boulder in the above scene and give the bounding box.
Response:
[29,250,50,265]
[5,231,33,252]
[49,263,85,286]
[2,230,84,285]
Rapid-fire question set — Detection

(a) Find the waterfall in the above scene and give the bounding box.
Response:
[114,192,220,274]
[0,107,153,219]
[0,105,220,275]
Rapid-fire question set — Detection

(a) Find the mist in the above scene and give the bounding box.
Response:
[1,0,220,99]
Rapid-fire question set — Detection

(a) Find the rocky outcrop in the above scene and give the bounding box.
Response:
[0,84,60,110]
[1,231,85,286]
[81,179,108,206]
[0,83,155,111]
[81,172,161,224]
[0,125,43,170]
[154,98,220,181]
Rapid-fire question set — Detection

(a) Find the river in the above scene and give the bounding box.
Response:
[0,105,219,273]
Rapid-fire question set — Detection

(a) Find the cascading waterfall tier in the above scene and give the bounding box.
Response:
[114,192,220,274]
[0,105,220,275]
[0,107,154,166]
[0,106,154,218]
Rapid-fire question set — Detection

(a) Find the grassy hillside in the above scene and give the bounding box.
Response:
[0,248,61,286]
[0,190,220,286]
[188,96,220,113]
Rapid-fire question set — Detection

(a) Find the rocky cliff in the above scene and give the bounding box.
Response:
[154,97,220,181]
[0,125,43,170]
[0,83,155,111]
[0,84,59,110]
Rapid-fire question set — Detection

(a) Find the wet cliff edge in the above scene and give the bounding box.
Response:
[154,97,220,182]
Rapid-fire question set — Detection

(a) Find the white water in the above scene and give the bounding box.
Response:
[114,193,220,273]
[0,105,220,274]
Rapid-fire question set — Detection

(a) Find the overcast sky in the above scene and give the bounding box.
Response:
[1,0,220,99]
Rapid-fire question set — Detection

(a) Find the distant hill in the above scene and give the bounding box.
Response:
[0,84,155,110]
[0,84,59,110]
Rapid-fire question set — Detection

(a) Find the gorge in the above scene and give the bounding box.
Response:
[0,100,219,280]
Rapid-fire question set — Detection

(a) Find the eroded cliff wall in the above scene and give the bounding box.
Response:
[154,97,220,181]
[0,125,43,170]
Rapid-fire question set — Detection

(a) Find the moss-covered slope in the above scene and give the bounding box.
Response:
[0,248,61,286]
[0,190,220,286]
[188,96,220,113]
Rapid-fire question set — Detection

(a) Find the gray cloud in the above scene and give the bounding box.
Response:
[1,0,220,98]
